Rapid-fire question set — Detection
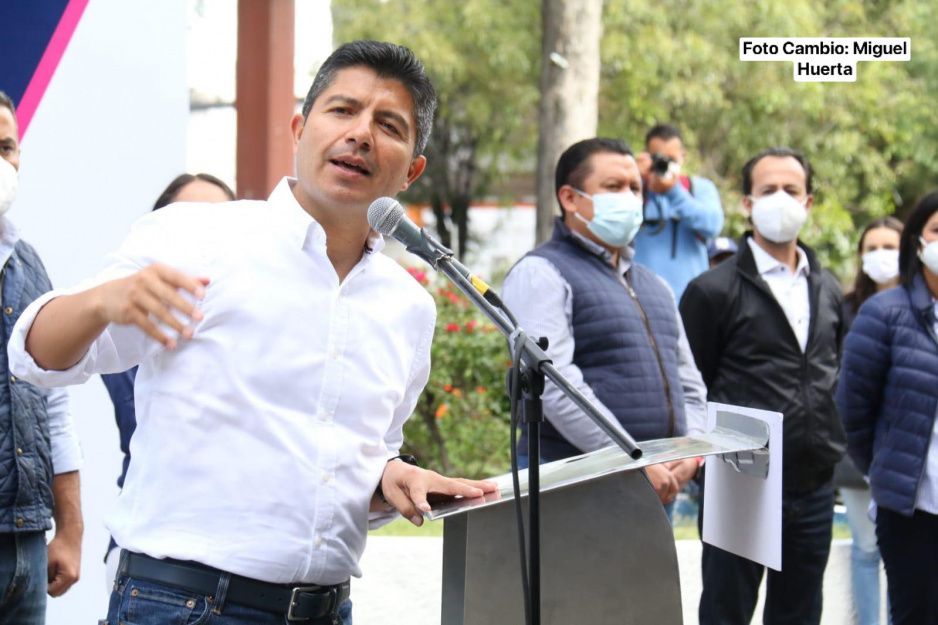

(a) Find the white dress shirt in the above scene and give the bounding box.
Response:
[747,237,811,352]
[501,235,708,454]
[8,178,436,584]
[0,216,80,474]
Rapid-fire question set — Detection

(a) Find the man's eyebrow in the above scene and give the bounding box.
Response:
[322,95,361,109]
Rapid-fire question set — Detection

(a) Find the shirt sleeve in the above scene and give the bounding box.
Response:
[665,177,724,239]
[368,300,436,529]
[9,210,196,387]
[501,256,619,454]
[46,386,82,473]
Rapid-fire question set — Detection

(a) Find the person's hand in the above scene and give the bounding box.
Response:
[379,460,498,526]
[93,263,210,349]
[664,458,700,490]
[648,170,678,195]
[645,463,680,504]
[46,525,81,597]
[636,151,652,178]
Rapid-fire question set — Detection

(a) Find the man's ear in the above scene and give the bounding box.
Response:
[400,155,427,192]
[558,185,579,215]
[290,114,305,153]
[804,194,814,212]
[741,195,754,215]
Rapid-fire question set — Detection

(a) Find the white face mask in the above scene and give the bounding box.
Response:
[861,248,899,285]
[919,237,938,276]
[0,158,16,217]
[572,189,644,248]
[749,190,808,243]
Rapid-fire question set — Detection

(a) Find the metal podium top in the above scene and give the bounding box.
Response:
[426,418,769,521]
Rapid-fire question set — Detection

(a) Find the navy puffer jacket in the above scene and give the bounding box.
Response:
[836,273,938,516]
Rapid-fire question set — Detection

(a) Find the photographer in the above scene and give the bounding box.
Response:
[634,124,724,298]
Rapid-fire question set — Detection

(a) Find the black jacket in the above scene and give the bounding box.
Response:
[679,234,846,492]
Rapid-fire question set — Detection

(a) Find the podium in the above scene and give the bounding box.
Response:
[427,408,773,625]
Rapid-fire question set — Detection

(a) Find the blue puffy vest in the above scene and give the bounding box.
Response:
[519,221,686,461]
[0,240,55,533]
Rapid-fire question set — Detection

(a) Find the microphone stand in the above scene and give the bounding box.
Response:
[407,233,642,625]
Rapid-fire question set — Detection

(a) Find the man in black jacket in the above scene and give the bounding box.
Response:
[680,147,845,625]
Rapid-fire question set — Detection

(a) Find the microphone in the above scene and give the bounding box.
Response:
[367,197,501,306]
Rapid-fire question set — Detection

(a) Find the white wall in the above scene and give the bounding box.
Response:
[15,1,187,623]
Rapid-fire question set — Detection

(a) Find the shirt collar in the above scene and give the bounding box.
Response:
[0,216,20,268]
[564,220,633,269]
[269,177,385,255]
[747,236,810,278]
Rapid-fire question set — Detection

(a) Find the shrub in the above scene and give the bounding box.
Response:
[400,266,512,479]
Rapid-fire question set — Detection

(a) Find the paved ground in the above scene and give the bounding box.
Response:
[352,537,887,624]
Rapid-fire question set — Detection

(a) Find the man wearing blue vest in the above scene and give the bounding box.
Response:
[633,123,724,300]
[502,137,706,505]
[0,91,82,624]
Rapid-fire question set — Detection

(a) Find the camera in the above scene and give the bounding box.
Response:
[650,153,674,177]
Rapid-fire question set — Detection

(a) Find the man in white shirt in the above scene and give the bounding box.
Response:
[680,147,846,625]
[7,41,494,625]
[0,90,82,625]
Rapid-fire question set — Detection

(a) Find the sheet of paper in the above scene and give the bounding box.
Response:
[702,402,782,571]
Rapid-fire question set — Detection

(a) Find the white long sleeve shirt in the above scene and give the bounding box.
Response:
[8,179,435,584]
[501,241,708,454]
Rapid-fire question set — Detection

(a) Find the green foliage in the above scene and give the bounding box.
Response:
[398,267,512,479]
[600,0,938,281]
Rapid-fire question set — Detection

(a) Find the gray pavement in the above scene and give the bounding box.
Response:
[353,537,887,624]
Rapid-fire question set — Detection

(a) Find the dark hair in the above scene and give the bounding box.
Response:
[741,146,813,196]
[554,138,632,215]
[153,173,235,211]
[0,91,15,117]
[845,217,904,314]
[300,40,437,155]
[645,123,682,147]
[899,190,938,285]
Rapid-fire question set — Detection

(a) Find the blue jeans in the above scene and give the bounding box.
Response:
[103,575,353,625]
[842,487,884,625]
[0,531,47,625]
[699,481,835,625]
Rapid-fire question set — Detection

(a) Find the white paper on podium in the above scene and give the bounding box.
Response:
[702,402,783,571]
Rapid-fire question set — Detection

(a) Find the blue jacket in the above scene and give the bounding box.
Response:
[633,175,723,300]
[837,273,938,516]
[101,367,137,489]
[520,220,686,461]
[0,241,55,532]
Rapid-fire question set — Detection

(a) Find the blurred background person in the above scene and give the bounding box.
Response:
[101,172,234,586]
[836,216,902,625]
[633,123,724,299]
[838,191,938,625]
[707,236,738,268]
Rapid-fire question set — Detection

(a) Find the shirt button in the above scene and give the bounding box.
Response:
[321,472,332,484]
[15,518,24,528]
[315,535,324,548]
[3,307,11,315]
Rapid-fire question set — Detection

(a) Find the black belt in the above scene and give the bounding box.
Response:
[120,550,349,622]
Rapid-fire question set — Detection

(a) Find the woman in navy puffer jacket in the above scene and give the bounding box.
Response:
[837,189,938,625]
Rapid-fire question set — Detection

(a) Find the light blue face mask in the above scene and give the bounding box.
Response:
[573,189,644,248]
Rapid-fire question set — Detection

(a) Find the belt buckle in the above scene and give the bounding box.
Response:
[287,585,337,622]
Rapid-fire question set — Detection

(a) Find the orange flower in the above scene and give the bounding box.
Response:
[443,383,454,393]
[435,403,449,419]
[452,388,463,398]
[475,386,487,394]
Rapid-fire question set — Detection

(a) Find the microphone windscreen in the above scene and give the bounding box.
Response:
[367,197,404,236]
